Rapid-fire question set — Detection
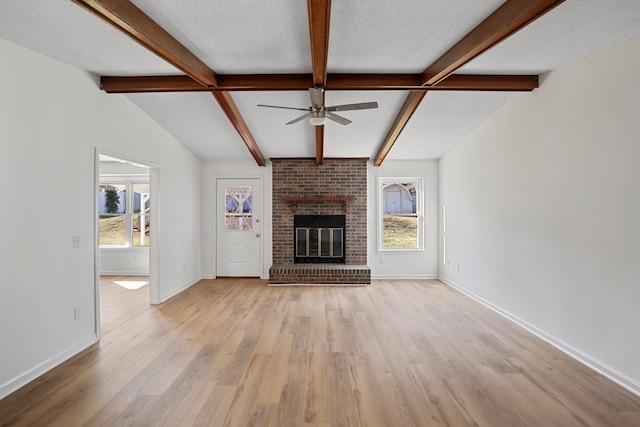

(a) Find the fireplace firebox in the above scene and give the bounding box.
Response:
[294,215,345,264]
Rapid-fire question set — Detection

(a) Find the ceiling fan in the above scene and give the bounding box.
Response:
[257,87,378,126]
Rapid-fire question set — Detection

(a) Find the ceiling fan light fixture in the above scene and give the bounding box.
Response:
[309,110,327,126]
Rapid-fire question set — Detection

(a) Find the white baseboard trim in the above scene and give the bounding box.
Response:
[371,274,439,280]
[0,335,98,400]
[159,277,202,303]
[201,275,215,280]
[100,270,149,276]
[438,276,640,398]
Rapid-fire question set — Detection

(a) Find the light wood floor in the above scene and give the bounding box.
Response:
[1,277,639,426]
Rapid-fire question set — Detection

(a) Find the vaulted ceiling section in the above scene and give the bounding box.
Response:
[3,1,640,165]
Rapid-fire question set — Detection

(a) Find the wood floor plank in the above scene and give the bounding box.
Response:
[303,342,331,424]
[1,277,639,426]
[253,310,286,355]
[326,352,361,427]
[222,354,271,427]
[274,362,308,426]
[255,334,294,405]
[191,384,237,427]
[406,364,473,426]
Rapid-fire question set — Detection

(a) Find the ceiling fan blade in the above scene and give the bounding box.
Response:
[325,101,379,112]
[326,112,352,126]
[286,113,312,125]
[309,87,324,110]
[257,104,310,112]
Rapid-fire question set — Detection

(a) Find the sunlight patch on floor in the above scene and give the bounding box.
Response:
[113,280,148,290]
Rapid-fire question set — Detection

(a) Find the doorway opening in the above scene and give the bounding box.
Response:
[95,150,159,339]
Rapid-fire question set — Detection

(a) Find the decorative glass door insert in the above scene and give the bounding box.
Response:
[224,185,253,231]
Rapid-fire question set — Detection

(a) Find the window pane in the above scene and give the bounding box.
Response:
[224,185,253,231]
[381,180,420,249]
[132,184,150,246]
[99,184,126,214]
[99,214,126,246]
[132,214,150,246]
[382,214,418,248]
[132,183,150,213]
[99,183,126,246]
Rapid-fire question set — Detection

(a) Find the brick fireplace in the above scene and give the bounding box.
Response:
[269,158,371,285]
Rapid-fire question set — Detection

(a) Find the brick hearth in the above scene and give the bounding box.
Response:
[269,264,371,285]
[269,158,370,285]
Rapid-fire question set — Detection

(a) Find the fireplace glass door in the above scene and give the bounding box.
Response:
[296,227,343,259]
[293,215,346,264]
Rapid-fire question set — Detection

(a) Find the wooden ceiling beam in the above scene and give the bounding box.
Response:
[73,0,266,166]
[219,74,314,90]
[101,75,204,93]
[72,0,217,87]
[212,92,266,166]
[329,73,538,91]
[433,74,538,91]
[315,126,325,165]
[308,0,331,87]
[373,91,427,167]
[101,73,537,93]
[307,0,332,164]
[374,0,564,166]
[422,0,565,85]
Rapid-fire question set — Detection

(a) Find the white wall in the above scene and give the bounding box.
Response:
[201,160,272,279]
[368,160,439,278]
[0,39,202,398]
[100,248,149,276]
[439,36,640,394]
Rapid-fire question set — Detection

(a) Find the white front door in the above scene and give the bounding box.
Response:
[216,178,262,277]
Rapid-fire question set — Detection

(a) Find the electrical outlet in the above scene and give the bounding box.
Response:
[379,257,384,264]
[183,263,186,271]
[73,307,80,319]
[73,235,81,248]
[457,264,461,272]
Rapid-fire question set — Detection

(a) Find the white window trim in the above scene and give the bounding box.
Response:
[377,176,425,252]
[99,175,150,249]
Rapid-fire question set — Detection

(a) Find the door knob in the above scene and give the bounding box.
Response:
[256,233,261,238]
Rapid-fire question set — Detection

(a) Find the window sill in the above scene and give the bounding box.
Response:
[377,248,426,253]
[99,246,149,251]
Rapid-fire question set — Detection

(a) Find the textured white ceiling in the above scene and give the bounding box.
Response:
[390,91,515,160]
[460,0,640,74]
[328,0,504,73]
[132,0,313,74]
[0,0,178,76]
[323,91,410,158]
[2,0,640,162]
[126,91,251,160]
[232,91,317,158]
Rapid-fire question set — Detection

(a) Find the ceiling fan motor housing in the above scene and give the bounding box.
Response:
[309,110,327,126]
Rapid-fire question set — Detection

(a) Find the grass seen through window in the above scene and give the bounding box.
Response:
[382,214,418,248]
[99,216,149,246]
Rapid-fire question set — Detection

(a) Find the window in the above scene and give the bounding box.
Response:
[224,185,253,231]
[378,177,424,251]
[99,180,150,247]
